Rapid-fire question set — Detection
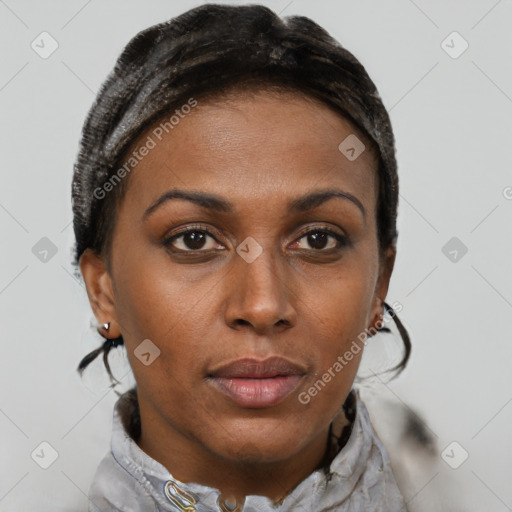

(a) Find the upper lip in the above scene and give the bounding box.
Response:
[208,356,307,379]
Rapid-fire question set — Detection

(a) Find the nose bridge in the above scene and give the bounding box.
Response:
[226,236,295,331]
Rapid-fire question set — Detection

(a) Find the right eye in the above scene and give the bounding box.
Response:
[163,226,225,253]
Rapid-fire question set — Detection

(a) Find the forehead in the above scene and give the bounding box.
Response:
[121,89,379,216]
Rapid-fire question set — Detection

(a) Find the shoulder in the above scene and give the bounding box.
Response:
[88,451,158,512]
[358,384,483,512]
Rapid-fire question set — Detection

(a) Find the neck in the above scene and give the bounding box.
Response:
[137,416,332,503]
[123,388,353,504]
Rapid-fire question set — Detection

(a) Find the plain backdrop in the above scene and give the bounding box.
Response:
[1,0,511,510]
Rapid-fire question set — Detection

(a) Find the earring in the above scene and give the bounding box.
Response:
[375,305,393,334]
[97,321,124,349]
[97,322,110,337]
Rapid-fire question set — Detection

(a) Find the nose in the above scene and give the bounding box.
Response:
[224,241,297,336]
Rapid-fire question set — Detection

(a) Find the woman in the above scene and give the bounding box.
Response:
[73,4,425,511]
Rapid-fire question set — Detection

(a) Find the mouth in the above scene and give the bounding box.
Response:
[206,356,306,408]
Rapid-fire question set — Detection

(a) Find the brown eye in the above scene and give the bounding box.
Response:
[293,228,347,251]
[163,227,223,252]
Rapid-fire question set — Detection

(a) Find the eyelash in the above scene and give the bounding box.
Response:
[162,224,348,254]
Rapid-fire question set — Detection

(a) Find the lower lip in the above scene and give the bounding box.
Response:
[208,375,303,408]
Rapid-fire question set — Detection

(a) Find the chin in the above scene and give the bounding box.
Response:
[209,424,307,465]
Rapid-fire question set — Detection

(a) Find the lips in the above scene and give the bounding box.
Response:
[207,357,306,408]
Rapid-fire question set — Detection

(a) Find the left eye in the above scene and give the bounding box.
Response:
[293,229,346,251]
[164,229,222,252]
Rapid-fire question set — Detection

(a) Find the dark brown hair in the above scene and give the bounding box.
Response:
[72,3,411,385]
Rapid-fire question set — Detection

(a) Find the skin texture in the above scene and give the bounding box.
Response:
[80,89,395,503]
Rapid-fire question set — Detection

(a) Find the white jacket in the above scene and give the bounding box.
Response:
[87,385,478,511]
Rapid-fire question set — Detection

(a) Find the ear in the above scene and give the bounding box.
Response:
[369,245,396,328]
[79,249,122,338]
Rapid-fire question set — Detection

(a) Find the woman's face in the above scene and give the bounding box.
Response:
[82,89,394,473]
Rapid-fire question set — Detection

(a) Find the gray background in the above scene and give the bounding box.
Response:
[1,0,511,510]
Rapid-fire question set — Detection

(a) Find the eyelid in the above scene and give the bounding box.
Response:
[294,224,345,239]
[166,223,220,239]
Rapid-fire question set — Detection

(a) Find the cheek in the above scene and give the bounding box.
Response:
[294,278,372,416]
[112,259,218,373]
[306,257,377,339]
[300,257,378,377]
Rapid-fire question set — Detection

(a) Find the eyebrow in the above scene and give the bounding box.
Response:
[142,188,366,220]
